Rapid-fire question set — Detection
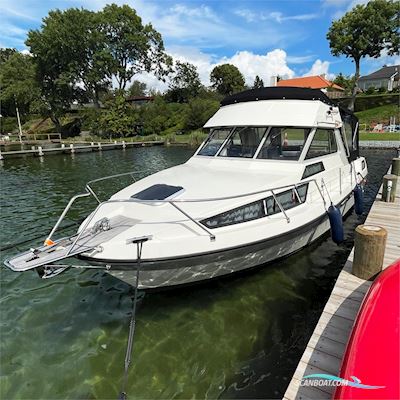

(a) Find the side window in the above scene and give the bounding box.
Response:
[219,127,265,158]
[201,200,264,228]
[339,128,350,156]
[201,184,309,228]
[198,128,231,156]
[265,184,308,215]
[305,129,337,159]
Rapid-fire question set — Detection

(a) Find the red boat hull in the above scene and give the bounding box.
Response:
[334,259,400,399]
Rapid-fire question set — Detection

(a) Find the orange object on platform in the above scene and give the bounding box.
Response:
[44,238,55,246]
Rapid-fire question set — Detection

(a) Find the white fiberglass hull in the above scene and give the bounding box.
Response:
[101,194,354,289]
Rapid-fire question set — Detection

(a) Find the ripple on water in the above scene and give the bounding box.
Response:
[0,147,396,399]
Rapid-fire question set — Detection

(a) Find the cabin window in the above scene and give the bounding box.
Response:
[265,184,308,215]
[302,162,325,179]
[218,127,266,158]
[305,129,337,159]
[257,127,311,161]
[201,200,265,228]
[201,183,309,228]
[198,128,231,156]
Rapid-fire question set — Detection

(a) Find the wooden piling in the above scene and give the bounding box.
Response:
[352,225,387,280]
[391,157,400,176]
[382,174,398,202]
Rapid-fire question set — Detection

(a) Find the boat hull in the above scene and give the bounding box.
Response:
[98,194,354,289]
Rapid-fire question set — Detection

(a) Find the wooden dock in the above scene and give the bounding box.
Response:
[284,170,400,400]
[0,140,164,159]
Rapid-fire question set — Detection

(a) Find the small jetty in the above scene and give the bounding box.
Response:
[284,167,400,400]
[0,140,164,159]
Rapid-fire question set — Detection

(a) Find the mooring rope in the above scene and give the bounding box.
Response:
[118,239,146,400]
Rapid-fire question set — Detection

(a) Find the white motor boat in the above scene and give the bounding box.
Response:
[4,87,368,289]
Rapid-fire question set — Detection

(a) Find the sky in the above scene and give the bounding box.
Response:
[0,0,399,91]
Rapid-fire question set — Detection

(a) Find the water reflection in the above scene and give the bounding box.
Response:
[0,147,395,399]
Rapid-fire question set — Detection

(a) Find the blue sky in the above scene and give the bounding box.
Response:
[1,0,399,90]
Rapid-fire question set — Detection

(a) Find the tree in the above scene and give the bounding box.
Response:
[0,51,40,118]
[26,8,110,111]
[327,0,399,111]
[166,61,202,103]
[98,95,136,138]
[184,98,219,131]
[333,73,355,96]
[127,80,147,97]
[0,48,17,64]
[99,4,172,90]
[253,75,264,89]
[210,64,245,96]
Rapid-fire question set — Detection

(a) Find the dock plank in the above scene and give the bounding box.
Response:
[284,170,400,399]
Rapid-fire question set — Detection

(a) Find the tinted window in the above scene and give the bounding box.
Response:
[302,162,325,179]
[219,127,266,158]
[201,183,308,228]
[257,127,311,160]
[305,129,337,159]
[198,128,231,156]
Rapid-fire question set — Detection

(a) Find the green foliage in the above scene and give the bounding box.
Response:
[98,95,137,138]
[184,97,220,131]
[99,4,172,90]
[166,61,202,103]
[253,75,264,89]
[127,81,147,97]
[0,48,17,64]
[332,73,355,95]
[139,97,188,135]
[355,104,399,125]
[0,117,18,134]
[210,64,245,96]
[327,0,399,110]
[0,51,39,118]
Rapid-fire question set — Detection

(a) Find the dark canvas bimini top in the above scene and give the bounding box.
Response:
[221,87,335,107]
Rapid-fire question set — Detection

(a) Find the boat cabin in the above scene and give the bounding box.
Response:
[195,87,359,163]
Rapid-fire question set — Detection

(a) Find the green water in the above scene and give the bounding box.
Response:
[0,147,395,399]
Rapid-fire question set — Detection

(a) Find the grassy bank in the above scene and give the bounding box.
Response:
[355,104,399,127]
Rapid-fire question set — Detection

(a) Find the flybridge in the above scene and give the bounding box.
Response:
[220,87,336,106]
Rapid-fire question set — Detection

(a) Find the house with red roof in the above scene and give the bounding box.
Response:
[276,75,344,98]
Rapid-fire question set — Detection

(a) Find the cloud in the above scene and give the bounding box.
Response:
[133,47,296,91]
[234,9,318,23]
[303,59,335,80]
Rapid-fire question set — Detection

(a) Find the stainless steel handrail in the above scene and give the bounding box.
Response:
[47,169,330,254]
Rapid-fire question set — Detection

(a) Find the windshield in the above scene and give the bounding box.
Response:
[257,127,311,160]
[197,128,232,156]
[198,126,311,160]
[219,127,266,158]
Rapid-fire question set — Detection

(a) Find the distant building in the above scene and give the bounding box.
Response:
[125,96,154,107]
[358,65,399,92]
[276,75,344,98]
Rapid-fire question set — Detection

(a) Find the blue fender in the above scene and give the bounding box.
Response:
[353,184,364,216]
[328,204,344,244]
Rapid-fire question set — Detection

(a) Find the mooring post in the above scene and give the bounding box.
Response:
[0,151,3,161]
[122,140,126,149]
[391,157,400,176]
[31,146,35,151]
[91,142,94,147]
[98,142,102,151]
[61,143,65,149]
[70,143,75,154]
[38,146,44,156]
[382,174,398,202]
[352,225,387,280]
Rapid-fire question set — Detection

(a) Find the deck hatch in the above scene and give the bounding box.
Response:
[131,184,184,200]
